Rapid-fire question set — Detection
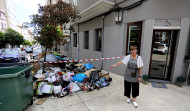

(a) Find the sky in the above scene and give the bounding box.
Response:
[15,0,46,25]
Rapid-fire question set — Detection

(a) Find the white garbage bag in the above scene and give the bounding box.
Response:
[69,82,80,92]
[53,85,62,94]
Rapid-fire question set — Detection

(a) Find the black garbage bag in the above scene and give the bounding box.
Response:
[88,71,101,83]
[73,66,86,73]
[66,63,76,71]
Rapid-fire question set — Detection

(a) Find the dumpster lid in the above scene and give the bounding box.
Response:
[0,66,32,79]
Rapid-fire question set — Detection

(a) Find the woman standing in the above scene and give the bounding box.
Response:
[110,46,143,108]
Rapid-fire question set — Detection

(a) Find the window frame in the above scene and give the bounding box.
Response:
[185,35,190,60]
[126,21,143,55]
[73,33,77,47]
[95,28,102,51]
[83,31,89,49]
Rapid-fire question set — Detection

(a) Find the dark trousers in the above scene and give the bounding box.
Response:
[124,80,139,98]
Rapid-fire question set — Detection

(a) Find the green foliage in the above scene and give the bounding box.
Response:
[29,0,80,49]
[29,0,80,66]
[4,28,24,47]
[0,31,5,43]
[31,41,36,45]
[34,25,63,48]
[23,40,32,45]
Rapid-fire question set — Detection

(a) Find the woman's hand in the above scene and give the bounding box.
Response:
[110,65,115,69]
[137,77,141,82]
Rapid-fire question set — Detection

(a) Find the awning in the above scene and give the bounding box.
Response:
[76,0,115,23]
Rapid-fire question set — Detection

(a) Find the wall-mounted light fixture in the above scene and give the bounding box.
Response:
[115,11,123,25]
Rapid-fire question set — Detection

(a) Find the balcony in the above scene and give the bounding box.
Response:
[75,0,115,23]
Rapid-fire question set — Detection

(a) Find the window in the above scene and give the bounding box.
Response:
[1,23,3,28]
[73,33,77,47]
[95,29,102,51]
[185,35,190,60]
[84,31,89,49]
[126,21,142,55]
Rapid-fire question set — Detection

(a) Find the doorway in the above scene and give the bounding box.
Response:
[149,30,178,80]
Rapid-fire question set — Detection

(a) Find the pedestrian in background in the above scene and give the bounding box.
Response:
[110,46,143,108]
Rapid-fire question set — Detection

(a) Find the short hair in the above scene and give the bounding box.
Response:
[130,46,137,51]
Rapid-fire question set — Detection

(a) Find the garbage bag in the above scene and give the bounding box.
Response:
[84,63,94,70]
[61,87,69,97]
[59,80,70,88]
[66,63,76,71]
[47,75,58,83]
[53,85,62,94]
[63,73,73,81]
[69,82,80,92]
[100,82,108,87]
[35,74,45,79]
[88,71,100,83]
[72,73,87,82]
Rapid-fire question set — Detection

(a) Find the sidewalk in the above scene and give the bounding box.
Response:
[25,72,190,111]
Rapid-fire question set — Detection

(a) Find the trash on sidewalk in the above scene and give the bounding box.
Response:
[36,98,46,105]
[30,55,112,99]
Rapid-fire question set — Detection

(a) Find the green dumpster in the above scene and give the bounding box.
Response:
[0,66,33,111]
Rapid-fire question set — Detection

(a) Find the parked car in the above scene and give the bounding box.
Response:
[30,48,42,59]
[0,49,5,56]
[0,49,20,63]
[153,43,168,54]
[26,46,33,53]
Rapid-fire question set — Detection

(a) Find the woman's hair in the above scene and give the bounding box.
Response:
[130,46,137,51]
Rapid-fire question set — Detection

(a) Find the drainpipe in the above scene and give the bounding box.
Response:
[101,16,105,70]
[77,23,80,59]
[70,28,72,57]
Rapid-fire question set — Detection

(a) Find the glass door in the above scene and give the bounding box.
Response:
[149,30,177,80]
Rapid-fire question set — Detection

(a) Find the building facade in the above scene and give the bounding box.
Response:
[71,0,190,84]
[0,10,7,33]
[0,0,17,31]
[45,0,76,57]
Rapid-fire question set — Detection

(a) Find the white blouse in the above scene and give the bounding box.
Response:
[121,55,144,68]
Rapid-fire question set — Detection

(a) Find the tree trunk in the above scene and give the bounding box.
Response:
[43,46,47,72]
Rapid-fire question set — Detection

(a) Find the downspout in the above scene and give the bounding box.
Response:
[77,23,80,59]
[101,16,105,70]
[70,28,72,57]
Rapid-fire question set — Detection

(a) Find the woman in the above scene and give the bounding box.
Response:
[110,46,143,108]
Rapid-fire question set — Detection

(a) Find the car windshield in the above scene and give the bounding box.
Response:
[5,50,18,55]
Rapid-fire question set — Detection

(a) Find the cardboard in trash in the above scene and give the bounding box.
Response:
[36,98,46,105]
[75,64,84,67]
[40,85,53,94]
[34,80,48,97]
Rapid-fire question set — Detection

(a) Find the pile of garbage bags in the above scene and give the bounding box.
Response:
[33,62,112,98]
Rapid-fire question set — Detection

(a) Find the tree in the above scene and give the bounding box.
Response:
[0,31,5,48]
[30,0,80,70]
[23,40,32,46]
[31,40,36,45]
[4,28,24,47]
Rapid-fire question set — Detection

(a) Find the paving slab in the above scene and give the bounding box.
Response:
[25,72,190,111]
